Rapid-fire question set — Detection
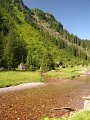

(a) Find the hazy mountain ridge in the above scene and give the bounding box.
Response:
[0,0,90,70]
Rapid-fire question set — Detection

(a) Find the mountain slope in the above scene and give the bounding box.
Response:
[0,0,90,71]
[30,8,90,57]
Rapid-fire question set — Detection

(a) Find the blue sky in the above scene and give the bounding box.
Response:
[23,0,90,40]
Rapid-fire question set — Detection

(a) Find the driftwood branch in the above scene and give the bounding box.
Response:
[52,107,75,111]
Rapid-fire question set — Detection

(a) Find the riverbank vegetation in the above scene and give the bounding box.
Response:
[0,71,43,88]
[0,65,87,88]
[47,66,83,79]
[43,110,90,120]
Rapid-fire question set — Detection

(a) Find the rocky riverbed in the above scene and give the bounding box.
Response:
[0,75,90,120]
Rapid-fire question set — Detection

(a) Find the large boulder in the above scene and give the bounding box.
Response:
[18,63,28,71]
[83,96,90,110]
[0,67,5,70]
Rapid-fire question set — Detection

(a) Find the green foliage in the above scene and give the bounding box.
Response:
[3,31,27,69]
[41,49,55,72]
[0,0,90,70]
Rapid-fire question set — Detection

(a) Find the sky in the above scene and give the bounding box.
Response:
[23,0,90,40]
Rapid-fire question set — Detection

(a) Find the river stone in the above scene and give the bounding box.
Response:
[84,96,90,110]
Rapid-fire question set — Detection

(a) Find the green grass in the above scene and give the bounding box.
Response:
[0,71,43,88]
[69,110,90,120]
[43,110,90,120]
[47,66,83,79]
[0,66,88,88]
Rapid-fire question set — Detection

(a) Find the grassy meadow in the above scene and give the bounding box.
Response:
[0,66,86,88]
[47,66,83,79]
[0,71,43,88]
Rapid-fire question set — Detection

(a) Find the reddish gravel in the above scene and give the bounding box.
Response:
[0,75,90,120]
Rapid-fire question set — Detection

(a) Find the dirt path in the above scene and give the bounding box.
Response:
[0,82,45,93]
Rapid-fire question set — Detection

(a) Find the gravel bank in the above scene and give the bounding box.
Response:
[0,82,45,93]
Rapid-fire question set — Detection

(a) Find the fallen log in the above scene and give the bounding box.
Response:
[52,107,75,111]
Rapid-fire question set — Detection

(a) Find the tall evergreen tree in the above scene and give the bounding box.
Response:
[41,49,55,72]
[3,31,27,69]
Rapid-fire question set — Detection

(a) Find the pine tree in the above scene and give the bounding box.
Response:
[41,49,55,72]
[26,50,33,71]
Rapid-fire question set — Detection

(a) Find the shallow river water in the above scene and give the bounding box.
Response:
[0,75,90,120]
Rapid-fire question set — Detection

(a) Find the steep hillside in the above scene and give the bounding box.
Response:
[0,0,90,71]
[30,8,90,57]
